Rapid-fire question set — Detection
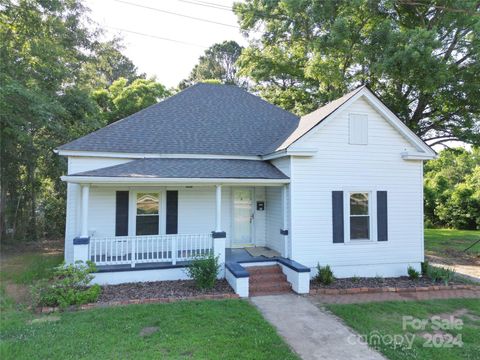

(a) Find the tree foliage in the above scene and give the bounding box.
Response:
[93,77,170,124]
[234,0,480,145]
[179,40,245,88]
[0,0,167,241]
[424,148,480,229]
[81,39,144,88]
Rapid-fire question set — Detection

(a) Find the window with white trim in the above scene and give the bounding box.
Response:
[349,192,370,240]
[136,192,159,235]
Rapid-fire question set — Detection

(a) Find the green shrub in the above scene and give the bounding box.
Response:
[407,266,420,280]
[315,264,334,285]
[427,266,455,285]
[185,254,220,290]
[32,261,100,309]
[421,261,429,276]
[351,275,360,283]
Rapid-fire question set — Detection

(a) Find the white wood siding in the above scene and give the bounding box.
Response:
[289,97,423,276]
[270,158,291,256]
[265,187,283,253]
[68,156,132,175]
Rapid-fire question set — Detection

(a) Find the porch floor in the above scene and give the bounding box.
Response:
[95,248,283,272]
[226,248,282,263]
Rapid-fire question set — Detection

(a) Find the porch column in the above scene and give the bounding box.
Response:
[212,185,226,277]
[215,184,222,232]
[80,184,90,238]
[281,184,289,258]
[73,184,90,263]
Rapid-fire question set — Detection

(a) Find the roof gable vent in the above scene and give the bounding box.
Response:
[349,113,368,145]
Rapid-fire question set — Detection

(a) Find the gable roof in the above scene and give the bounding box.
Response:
[270,86,366,152]
[269,86,436,157]
[57,83,299,156]
[68,158,289,180]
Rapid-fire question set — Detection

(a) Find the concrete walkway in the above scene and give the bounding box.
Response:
[251,294,385,360]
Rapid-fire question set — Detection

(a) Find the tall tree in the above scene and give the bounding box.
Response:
[93,77,170,124]
[0,0,101,241]
[234,0,480,146]
[179,40,245,88]
[81,39,144,88]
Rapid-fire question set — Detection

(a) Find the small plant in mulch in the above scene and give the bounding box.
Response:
[31,261,101,310]
[407,266,420,280]
[421,260,429,276]
[314,264,334,285]
[185,254,220,290]
[426,265,455,285]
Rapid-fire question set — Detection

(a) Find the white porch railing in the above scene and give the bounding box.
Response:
[89,233,213,267]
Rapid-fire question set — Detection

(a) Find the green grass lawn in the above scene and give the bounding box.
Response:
[425,229,480,256]
[327,299,480,360]
[0,248,297,359]
[0,299,298,360]
[0,253,63,285]
[0,252,63,309]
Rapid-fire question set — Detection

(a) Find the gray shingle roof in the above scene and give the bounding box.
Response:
[70,158,289,179]
[58,83,300,156]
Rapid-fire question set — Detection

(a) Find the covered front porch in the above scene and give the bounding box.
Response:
[88,246,283,273]
[63,158,291,272]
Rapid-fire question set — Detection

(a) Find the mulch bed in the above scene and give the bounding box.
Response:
[98,279,235,303]
[309,276,478,295]
[309,276,464,290]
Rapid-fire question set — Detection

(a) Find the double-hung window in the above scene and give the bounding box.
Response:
[136,192,159,235]
[349,192,370,240]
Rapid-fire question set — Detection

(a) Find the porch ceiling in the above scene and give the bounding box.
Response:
[62,158,289,185]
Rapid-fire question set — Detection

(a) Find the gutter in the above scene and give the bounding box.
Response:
[60,176,290,185]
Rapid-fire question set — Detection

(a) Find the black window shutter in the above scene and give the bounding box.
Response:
[377,191,388,241]
[115,191,129,236]
[332,191,344,243]
[166,191,178,235]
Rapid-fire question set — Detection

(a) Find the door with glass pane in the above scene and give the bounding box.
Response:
[232,189,253,246]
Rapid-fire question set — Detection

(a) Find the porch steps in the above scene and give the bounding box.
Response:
[246,265,292,296]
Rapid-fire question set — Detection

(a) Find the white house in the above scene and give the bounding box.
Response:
[56,83,436,297]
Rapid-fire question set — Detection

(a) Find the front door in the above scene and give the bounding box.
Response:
[232,188,253,246]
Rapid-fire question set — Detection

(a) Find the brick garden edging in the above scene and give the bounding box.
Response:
[40,293,240,313]
[309,284,478,296]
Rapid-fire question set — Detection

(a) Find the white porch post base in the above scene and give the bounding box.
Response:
[279,264,310,294]
[225,268,249,297]
[213,235,226,278]
[73,238,90,263]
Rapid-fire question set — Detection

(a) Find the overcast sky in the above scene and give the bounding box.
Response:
[84,0,247,88]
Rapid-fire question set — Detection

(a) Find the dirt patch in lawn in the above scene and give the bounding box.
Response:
[433,308,480,323]
[4,283,30,303]
[98,279,234,303]
[139,326,159,337]
[28,315,61,325]
[0,239,63,257]
[310,276,466,290]
[426,251,480,280]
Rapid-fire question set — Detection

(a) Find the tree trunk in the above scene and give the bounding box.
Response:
[26,158,38,242]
